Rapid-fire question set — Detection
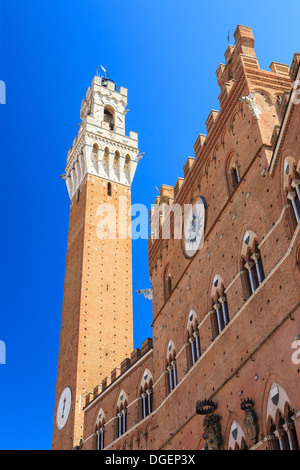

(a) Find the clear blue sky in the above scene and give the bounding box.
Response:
[0,0,299,450]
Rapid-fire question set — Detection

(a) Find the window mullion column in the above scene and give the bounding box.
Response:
[118,412,122,437]
[168,365,174,392]
[292,179,300,202]
[146,389,152,414]
[172,361,177,387]
[219,296,229,326]
[189,337,196,364]
[252,253,263,285]
[288,191,300,223]
[245,261,256,294]
[214,302,223,333]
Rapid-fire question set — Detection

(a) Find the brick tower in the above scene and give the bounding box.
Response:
[52,75,140,450]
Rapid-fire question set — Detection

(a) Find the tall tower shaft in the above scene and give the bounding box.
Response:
[52,76,140,449]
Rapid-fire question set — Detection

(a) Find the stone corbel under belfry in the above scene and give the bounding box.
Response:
[239,92,261,120]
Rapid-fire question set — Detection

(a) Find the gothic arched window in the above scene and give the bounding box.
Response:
[266,383,299,450]
[187,310,201,366]
[95,409,105,450]
[242,241,265,298]
[166,341,177,394]
[211,276,230,336]
[115,391,128,438]
[139,369,153,420]
[284,159,300,226]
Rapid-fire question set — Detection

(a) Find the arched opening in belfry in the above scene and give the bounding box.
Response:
[104,106,115,131]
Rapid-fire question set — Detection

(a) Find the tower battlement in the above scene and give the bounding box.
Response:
[63,75,140,200]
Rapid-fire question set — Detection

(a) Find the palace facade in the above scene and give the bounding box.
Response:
[53,25,300,450]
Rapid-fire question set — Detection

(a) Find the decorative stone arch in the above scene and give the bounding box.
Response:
[227,419,247,450]
[208,271,230,337]
[94,407,106,450]
[266,383,292,426]
[186,308,198,335]
[124,153,131,184]
[95,407,106,430]
[139,368,154,393]
[283,155,298,192]
[240,229,258,259]
[102,146,110,178]
[185,307,201,367]
[210,273,226,301]
[252,88,274,106]
[239,227,265,299]
[281,154,300,230]
[137,367,154,422]
[112,149,121,181]
[264,381,300,450]
[166,339,176,363]
[116,389,128,413]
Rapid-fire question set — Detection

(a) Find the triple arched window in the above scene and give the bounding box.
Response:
[242,242,265,297]
[212,290,230,335]
[266,383,299,450]
[116,391,127,438]
[187,311,201,365]
[166,342,178,394]
[211,276,230,336]
[95,410,105,450]
[96,424,105,450]
[140,370,153,420]
[284,159,300,225]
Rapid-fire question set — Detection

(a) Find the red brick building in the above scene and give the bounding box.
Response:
[53,25,300,450]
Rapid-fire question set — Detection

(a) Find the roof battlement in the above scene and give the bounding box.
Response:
[84,338,153,408]
[148,25,294,272]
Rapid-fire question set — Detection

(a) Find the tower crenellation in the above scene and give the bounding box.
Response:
[63,75,139,200]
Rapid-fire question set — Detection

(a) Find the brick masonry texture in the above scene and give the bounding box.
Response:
[53,25,300,450]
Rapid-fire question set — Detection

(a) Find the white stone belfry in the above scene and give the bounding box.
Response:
[62,76,140,199]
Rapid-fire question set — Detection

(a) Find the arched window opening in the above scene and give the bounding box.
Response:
[242,242,265,298]
[104,106,115,131]
[139,370,153,420]
[140,383,153,419]
[231,162,240,190]
[188,323,201,366]
[96,422,105,450]
[166,342,177,395]
[116,403,127,438]
[107,182,112,196]
[267,395,299,450]
[287,167,300,225]
[212,286,230,336]
[95,410,105,450]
